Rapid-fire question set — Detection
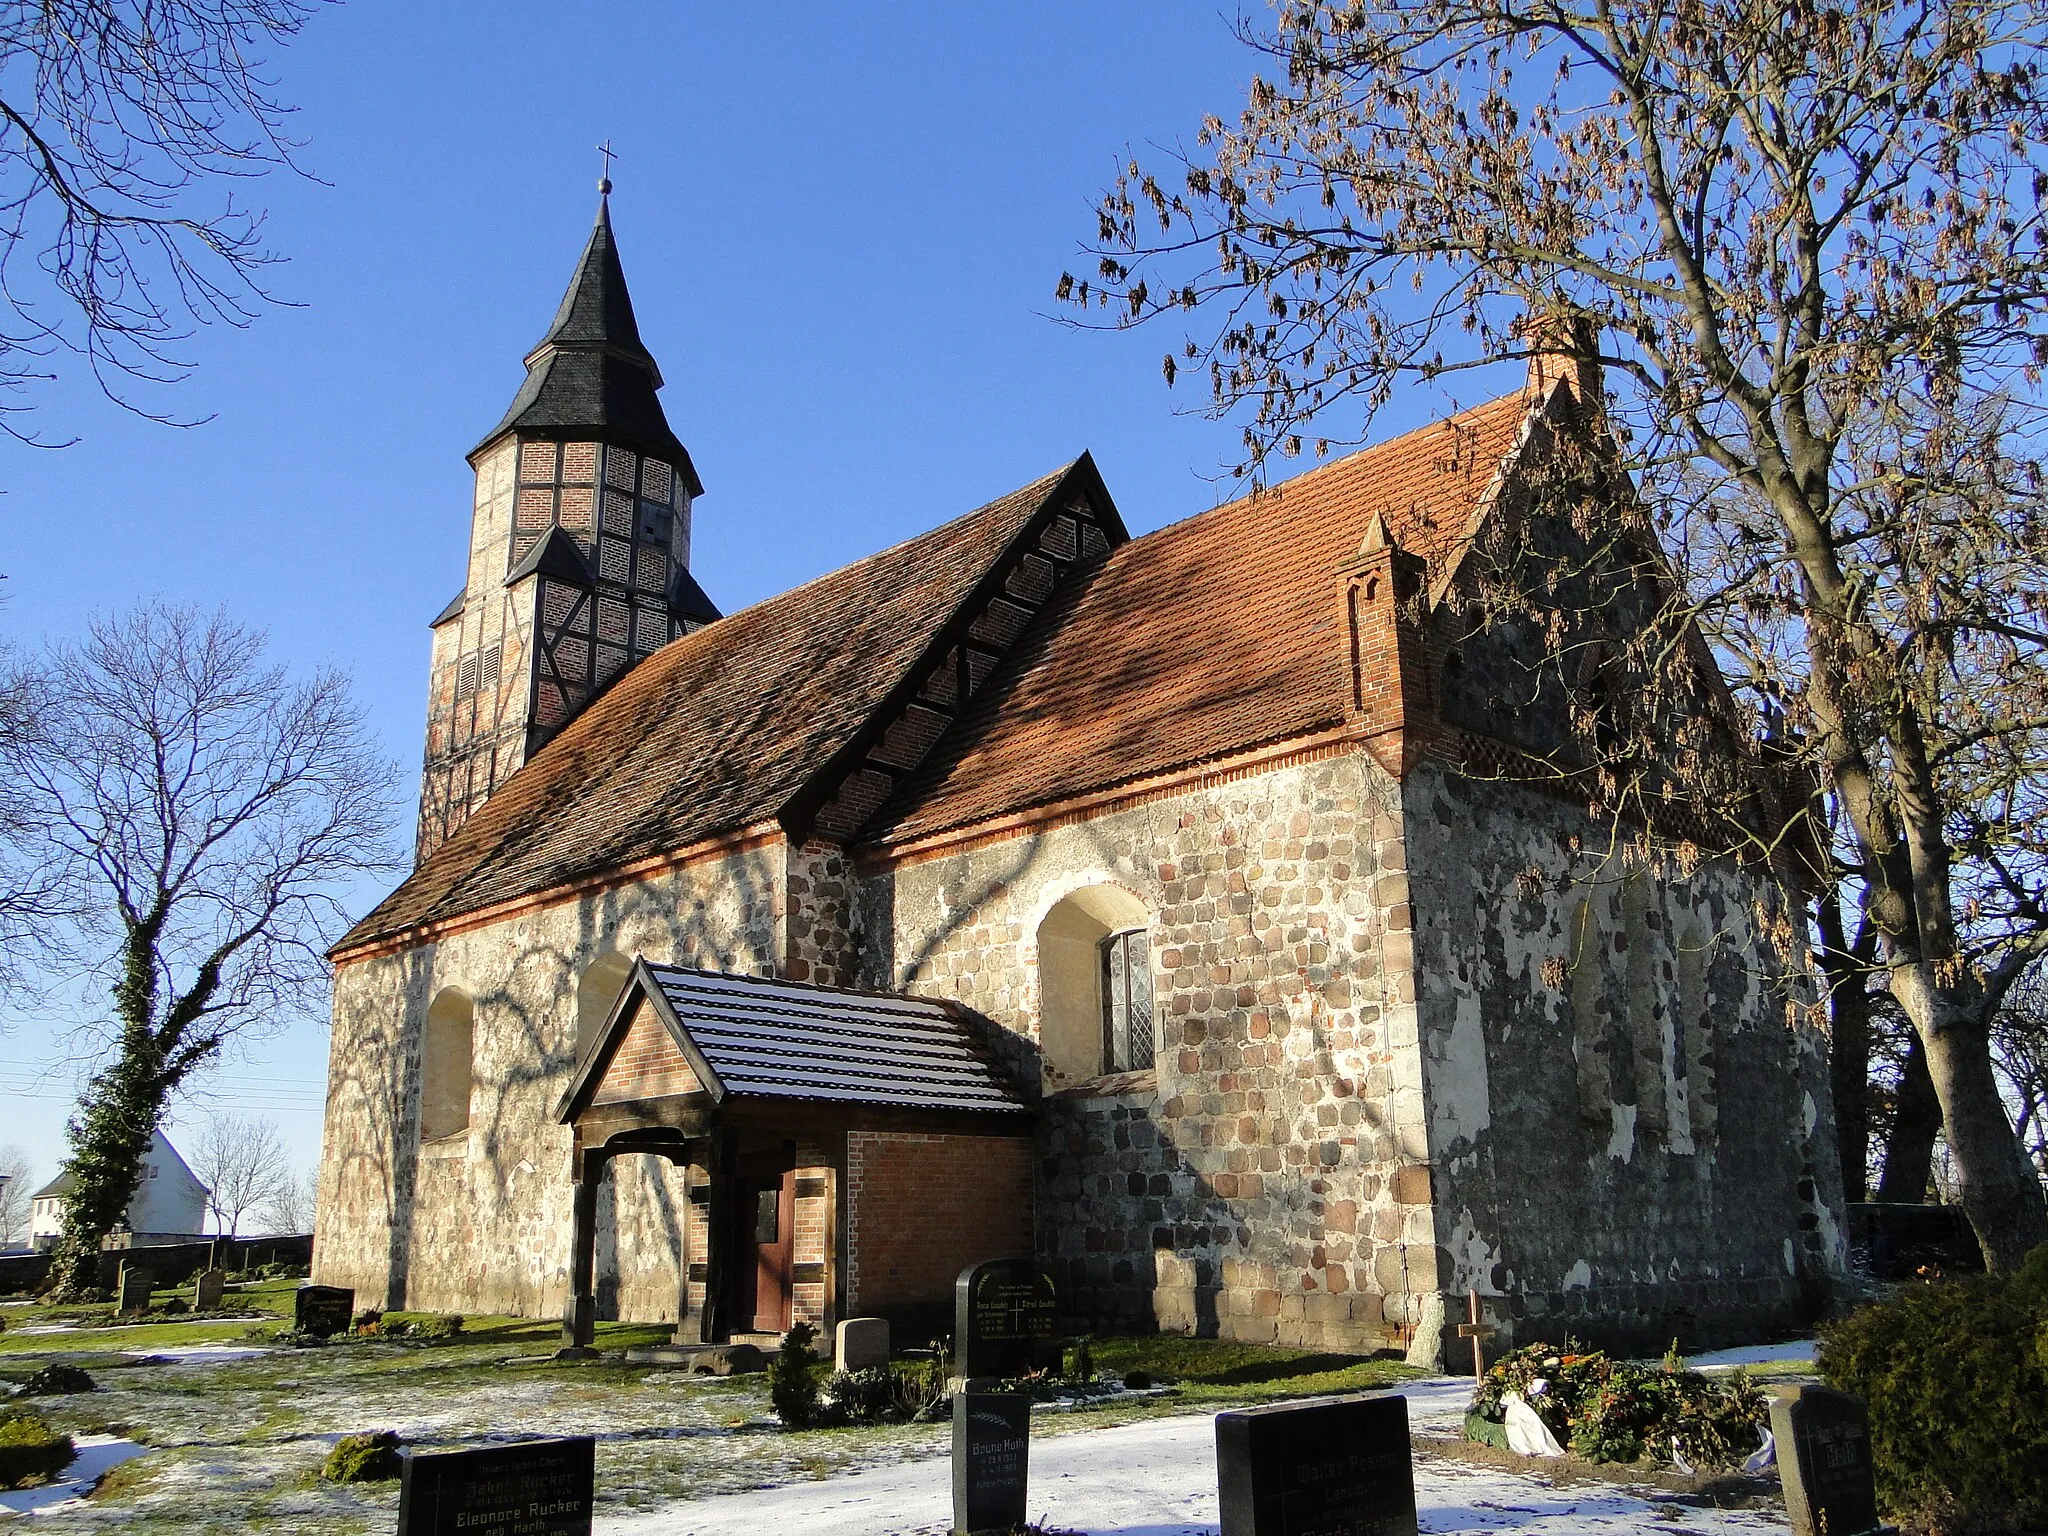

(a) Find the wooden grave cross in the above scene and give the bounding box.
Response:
[1456,1289,1497,1378]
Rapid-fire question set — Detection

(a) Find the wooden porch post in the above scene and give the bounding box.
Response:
[697,1133,734,1343]
[562,1146,610,1354]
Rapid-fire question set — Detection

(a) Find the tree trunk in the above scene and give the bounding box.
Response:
[1876,1031,1941,1203]
[1894,968,2048,1268]
[1816,892,1871,1202]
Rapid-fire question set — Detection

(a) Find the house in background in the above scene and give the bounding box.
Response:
[29,1128,211,1250]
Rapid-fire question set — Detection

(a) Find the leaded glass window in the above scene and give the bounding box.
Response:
[1101,928,1154,1073]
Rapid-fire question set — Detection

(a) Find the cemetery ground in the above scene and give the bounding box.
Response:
[0,1282,1826,1536]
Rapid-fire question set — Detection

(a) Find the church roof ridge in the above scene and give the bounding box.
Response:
[335,459,1085,956]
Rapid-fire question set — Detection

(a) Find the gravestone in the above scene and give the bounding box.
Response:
[954,1258,1058,1379]
[836,1317,890,1373]
[397,1436,595,1536]
[114,1263,154,1316]
[1770,1386,1884,1536]
[192,1268,226,1312]
[952,1392,1030,1536]
[1216,1393,1419,1536]
[294,1283,355,1338]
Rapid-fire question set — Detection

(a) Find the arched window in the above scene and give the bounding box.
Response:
[420,987,475,1144]
[1036,884,1153,1085]
[576,951,636,1056]
[1101,929,1154,1073]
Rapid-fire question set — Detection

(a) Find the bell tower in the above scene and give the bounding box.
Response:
[415,184,718,864]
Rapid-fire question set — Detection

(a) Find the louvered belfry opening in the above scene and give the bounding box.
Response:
[554,962,1037,1349]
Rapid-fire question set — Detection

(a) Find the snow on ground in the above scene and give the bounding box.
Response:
[0,1437,147,1518]
[604,1388,1787,1536]
[1687,1342,1815,1372]
[119,1345,270,1364]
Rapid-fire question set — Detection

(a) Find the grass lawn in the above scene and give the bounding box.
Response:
[0,1309,1425,1535]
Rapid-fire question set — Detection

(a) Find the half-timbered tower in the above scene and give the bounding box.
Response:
[416,191,719,862]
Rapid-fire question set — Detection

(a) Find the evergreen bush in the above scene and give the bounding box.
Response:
[770,1322,823,1429]
[18,1365,96,1397]
[321,1431,403,1483]
[1820,1244,2048,1532]
[0,1408,75,1489]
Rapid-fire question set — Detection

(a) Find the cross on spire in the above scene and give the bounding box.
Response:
[596,139,616,196]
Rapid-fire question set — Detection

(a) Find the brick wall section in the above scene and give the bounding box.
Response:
[846,1132,1034,1314]
[590,1001,700,1103]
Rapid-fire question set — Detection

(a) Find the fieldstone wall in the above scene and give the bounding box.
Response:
[1403,759,1847,1357]
[863,750,1432,1352]
[316,839,784,1319]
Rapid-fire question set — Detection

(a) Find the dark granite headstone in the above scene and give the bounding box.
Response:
[1216,1394,1419,1536]
[954,1258,1058,1379]
[398,1436,594,1536]
[1770,1387,1883,1536]
[952,1392,1030,1536]
[192,1268,226,1311]
[114,1263,154,1316]
[294,1283,355,1338]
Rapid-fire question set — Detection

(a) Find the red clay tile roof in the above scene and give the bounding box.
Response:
[338,463,1082,952]
[867,393,1538,845]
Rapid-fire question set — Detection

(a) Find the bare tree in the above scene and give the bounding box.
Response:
[0,0,322,436]
[1,602,397,1295]
[187,1112,288,1237]
[1067,0,2048,1268]
[0,1143,31,1245]
[257,1162,315,1235]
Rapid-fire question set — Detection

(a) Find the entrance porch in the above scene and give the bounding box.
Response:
[554,962,1037,1349]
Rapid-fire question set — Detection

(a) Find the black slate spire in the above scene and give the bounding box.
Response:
[474,194,703,496]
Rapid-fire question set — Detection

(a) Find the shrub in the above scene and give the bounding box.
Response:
[823,1367,898,1424]
[1068,1337,1095,1381]
[322,1431,403,1483]
[0,1409,75,1490]
[1468,1341,1764,1469]
[1820,1244,2048,1533]
[770,1322,824,1429]
[351,1309,383,1333]
[378,1311,464,1341]
[18,1365,96,1397]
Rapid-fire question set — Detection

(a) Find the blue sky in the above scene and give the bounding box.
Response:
[0,3,1480,1204]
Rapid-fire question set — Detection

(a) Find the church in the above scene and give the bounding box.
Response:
[314,193,1846,1364]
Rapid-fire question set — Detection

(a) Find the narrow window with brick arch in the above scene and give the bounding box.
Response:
[1102,928,1154,1073]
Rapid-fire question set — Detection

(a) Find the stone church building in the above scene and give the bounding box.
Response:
[315,197,1845,1363]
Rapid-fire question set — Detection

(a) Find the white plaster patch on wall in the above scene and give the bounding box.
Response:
[1562,1258,1593,1290]
[1801,1090,1818,1139]
[1427,988,1493,1152]
[1782,1238,1796,1275]
[1442,1205,1502,1293]
[1605,1101,1637,1162]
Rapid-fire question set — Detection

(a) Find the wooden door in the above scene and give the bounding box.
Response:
[739,1169,794,1333]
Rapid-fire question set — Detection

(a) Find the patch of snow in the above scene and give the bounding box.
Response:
[12,1325,80,1336]
[120,1344,270,1364]
[0,1435,146,1516]
[1687,1340,1814,1371]
[599,1404,1787,1536]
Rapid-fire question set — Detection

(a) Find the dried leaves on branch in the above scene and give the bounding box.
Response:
[0,0,320,434]
[0,604,396,1294]
[1065,0,2048,1264]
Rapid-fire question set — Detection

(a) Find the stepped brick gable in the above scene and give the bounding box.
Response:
[317,205,1844,1357]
